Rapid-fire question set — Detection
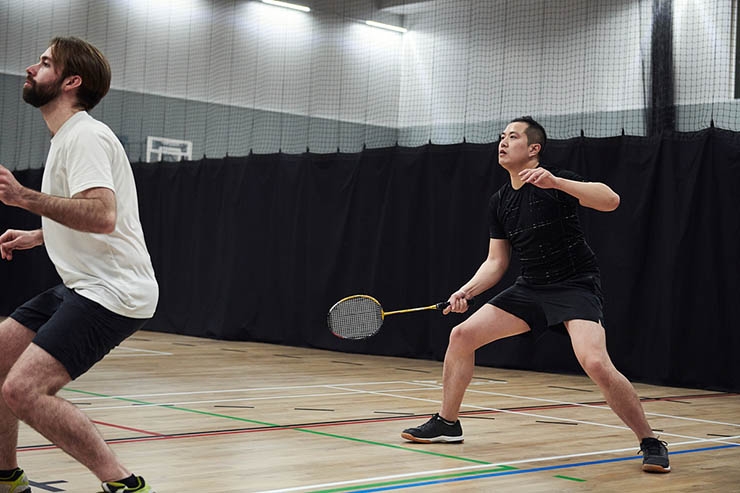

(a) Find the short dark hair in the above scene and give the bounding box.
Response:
[50,36,111,111]
[510,116,547,153]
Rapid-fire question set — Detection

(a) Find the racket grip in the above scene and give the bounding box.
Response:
[436,298,475,310]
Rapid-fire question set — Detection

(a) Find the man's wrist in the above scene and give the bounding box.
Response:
[15,186,35,209]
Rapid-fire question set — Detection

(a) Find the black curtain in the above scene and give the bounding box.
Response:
[2,130,738,391]
[0,168,59,310]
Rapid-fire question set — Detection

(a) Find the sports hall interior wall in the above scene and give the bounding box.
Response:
[4,68,739,169]
[3,0,739,170]
[0,73,401,169]
[1,0,739,392]
[2,130,739,392]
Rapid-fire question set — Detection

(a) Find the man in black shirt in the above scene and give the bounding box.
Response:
[401,116,670,473]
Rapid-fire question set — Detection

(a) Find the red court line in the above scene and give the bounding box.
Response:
[91,419,166,436]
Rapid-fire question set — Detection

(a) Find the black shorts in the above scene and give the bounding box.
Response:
[489,274,604,334]
[9,284,149,379]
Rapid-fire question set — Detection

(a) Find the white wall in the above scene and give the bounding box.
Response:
[0,0,403,126]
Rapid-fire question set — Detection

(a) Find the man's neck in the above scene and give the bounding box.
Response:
[508,160,540,189]
[40,99,81,137]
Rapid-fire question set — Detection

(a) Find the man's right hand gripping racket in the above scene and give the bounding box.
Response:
[327,294,474,340]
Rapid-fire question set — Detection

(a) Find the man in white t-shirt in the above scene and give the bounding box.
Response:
[0,37,158,493]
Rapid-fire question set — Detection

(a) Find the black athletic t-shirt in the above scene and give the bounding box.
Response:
[488,166,599,284]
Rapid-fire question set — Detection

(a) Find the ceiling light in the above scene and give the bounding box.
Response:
[365,20,407,33]
[262,0,310,13]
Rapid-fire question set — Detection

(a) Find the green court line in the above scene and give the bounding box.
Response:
[554,474,587,482]
[65,388,278,427]
[65,388,492,465]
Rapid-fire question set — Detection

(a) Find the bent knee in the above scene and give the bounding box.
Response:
[1,375,35,415]
[448,324,486,352]
[579,355,614,382]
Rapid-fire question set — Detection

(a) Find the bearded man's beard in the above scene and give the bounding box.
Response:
[22,77,62,108]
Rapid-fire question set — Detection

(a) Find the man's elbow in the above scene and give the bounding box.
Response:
[94,211,117,234]
[604,192,620,212]
[587,192,620,212]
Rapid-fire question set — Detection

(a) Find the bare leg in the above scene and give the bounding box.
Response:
[565,319,654,440]
[0,318,35,470]
[439,305,530,421]
[1,344,131,482]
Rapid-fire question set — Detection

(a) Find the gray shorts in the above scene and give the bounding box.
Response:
[489,274,604,334]
[10,284,148,379]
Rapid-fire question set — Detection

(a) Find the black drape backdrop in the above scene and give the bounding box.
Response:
[2,129,738,391]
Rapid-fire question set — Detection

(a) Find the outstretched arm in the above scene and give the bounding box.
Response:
[519,167,620,212]
[445,238,511,314]
[0,165,116,233]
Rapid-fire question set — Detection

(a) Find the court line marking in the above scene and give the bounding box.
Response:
[63,380,739,440]
[68,386,738,435]
[19,409,739,452]
[317,444,740,492]
[110,346,174,356]
[61,383,739,451]
[62,380,422,401]
[362,381,740,428]
[50,355,739,490]
[62,378,737,425]
[23,387,740,492]
[455,385,740,428]
[70,389,428,411]
[255,442,740,493]
[90,420,165,437]
[326,385,740,445]
[56,389,492,465]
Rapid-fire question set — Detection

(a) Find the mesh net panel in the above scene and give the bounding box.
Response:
[1,0,738,168]
[327,296,384,340]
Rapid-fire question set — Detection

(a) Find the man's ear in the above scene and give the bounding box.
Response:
[63,75,82,91]
[529,143,541,157]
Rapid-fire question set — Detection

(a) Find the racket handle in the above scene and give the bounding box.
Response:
[435,298,475,310]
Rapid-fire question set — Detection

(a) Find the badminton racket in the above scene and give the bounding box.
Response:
[327,294,473,340]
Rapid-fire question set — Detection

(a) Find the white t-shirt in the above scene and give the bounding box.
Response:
[41,111,159,318]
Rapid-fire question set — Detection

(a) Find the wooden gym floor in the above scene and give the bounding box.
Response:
[12,330,740,492]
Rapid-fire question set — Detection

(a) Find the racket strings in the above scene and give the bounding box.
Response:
[328,297,384,339]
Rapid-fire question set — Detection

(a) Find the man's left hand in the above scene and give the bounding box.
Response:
[519,167,559,189]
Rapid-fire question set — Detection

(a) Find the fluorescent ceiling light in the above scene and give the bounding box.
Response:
[262,0,310,12]
[365,20,407,33]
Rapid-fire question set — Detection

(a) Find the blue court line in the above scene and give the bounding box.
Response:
[346,443,739,492]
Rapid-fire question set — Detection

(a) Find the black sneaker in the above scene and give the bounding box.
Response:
[639,437,671,473]
[401,413,464,443]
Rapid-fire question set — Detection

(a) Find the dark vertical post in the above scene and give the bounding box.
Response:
[650,0,675,135]
[735,2,740,98]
